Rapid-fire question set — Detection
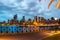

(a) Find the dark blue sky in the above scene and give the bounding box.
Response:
[0,0,60,22]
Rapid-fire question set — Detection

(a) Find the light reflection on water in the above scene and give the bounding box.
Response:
[0,26,60,33]
[0,26,23,33]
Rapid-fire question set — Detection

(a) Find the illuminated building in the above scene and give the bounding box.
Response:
[26,18,33,26]
[34,16,37,22]
[14,14,17,20]
[0,14,60,26]
[40,17,45,24]
[58,19,60,24]
[20,16,26,26]
[33,16,38,26]
[8,14,19,25]
[0,21,6,26]
[37,17,40,23]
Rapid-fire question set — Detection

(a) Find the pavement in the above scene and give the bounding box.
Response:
[0,31,53,40]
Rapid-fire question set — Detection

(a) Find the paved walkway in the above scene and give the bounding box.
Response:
[0,31,60,40]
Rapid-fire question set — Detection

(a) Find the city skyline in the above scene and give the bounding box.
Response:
[0,0,60,22]
[0,0,60,40]
[0,14,59,22]
[0,14,60,26]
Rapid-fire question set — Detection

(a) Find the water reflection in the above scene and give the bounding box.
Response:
[0,26,60,33]
[0,26,23,33]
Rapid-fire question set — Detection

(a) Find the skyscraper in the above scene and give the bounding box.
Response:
[37,17,40,23]
[22,16,25,22]
[34,16,37,22]
[14,14,17,20]
[20,16,25,25]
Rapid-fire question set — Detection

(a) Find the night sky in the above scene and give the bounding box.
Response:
[0,0,60,22]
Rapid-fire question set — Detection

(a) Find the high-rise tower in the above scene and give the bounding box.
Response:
[14,14,17,20]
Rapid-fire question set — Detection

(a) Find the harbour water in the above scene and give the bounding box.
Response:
[0,26,60,33]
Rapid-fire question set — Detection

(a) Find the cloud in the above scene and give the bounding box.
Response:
[0,0,60,22]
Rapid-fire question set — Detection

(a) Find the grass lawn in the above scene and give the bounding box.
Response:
[43,34,60,40]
